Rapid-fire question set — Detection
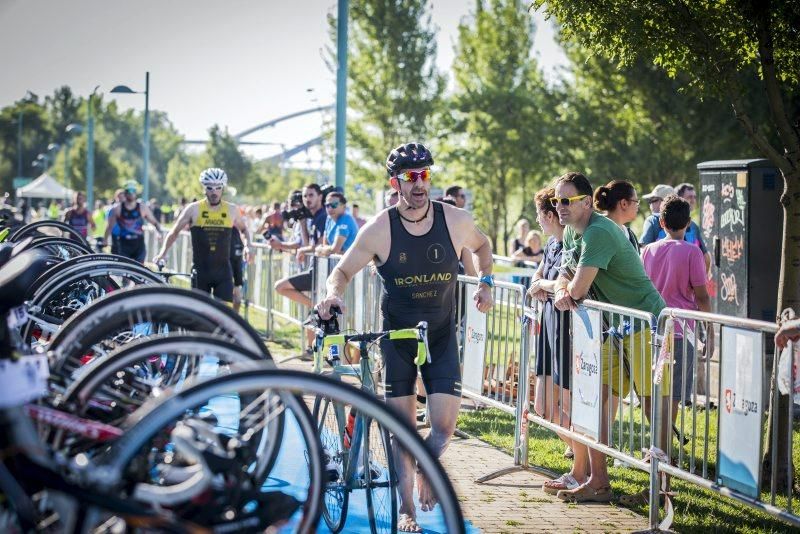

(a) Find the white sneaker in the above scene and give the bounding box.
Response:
[323,448,342,482]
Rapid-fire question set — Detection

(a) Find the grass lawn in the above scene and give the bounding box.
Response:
[457,408,800,533]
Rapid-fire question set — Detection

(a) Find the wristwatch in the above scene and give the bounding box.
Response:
[478,274,495,288]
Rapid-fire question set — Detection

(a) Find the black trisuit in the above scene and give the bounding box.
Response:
[190,199,234,302]
[377,202,461,398]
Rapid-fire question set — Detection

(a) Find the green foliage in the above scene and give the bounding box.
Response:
[337,0,445,186]
[445,0,555,252]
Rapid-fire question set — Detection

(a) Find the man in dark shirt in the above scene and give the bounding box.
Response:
[316,143,494,532]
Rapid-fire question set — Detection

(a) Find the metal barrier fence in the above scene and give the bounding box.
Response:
[143,227,800,529]
[650,308,799,528]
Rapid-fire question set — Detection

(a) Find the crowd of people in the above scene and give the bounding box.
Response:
[526,174,712,504]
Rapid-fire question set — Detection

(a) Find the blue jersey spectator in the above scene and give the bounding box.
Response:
[319,192,359,255]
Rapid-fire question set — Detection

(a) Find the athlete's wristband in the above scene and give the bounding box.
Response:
[478,274,494,288]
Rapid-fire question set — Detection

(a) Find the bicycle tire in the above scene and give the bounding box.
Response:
[22,262,164,343]
[365,417,397,534]
[312,394,349,532]
[47,285,272,381]
[106,367,465,534]
[9,220,90,246]
[56,333,285,480]
[24,236,93,258]
[25,253,151,298]
[100,364,323,533]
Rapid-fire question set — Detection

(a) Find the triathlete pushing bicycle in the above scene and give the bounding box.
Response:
[316,142,494,532]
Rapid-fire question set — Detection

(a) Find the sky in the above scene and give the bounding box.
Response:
[0,0,568,164]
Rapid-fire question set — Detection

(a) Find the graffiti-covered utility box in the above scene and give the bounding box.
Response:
[698,159,782,321]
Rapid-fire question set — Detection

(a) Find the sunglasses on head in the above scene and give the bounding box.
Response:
[325,201,341,209]
[394,169,431,183]
[205,185,223,192]
[549,194,588,207]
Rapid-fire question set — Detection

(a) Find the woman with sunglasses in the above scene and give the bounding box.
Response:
[593,180,641,253]
[315,142,494,533]
[526,187,583,495]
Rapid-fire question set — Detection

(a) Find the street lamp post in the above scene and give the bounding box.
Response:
[86,87,98,209]
[64,124,83,191]
[111,71,150,201]
[335,0,349,190]
[16,111,23,178]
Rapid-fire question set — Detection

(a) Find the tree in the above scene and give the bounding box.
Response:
[448,0,556,252]
[554,41,773,193]
[334,0,445,186]
[534,0,799,490]
[0,94,55,191]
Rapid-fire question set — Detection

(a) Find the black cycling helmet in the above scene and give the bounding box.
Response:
[386,142,434,177]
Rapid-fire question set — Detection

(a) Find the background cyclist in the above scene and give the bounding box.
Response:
[154,168,250,303]
[104,181,162,262]
[316,142,494,533]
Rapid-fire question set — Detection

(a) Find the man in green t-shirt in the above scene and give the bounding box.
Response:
[550,171,666,504]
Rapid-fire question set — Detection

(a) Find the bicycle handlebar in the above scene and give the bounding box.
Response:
[319,321,430,366]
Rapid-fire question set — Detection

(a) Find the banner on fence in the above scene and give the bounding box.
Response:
[571,306,602,440]
[718,326,764,498]
[462,296,488,394]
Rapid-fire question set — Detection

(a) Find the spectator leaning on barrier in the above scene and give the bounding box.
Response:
[639,184,675,246]
[594,180,641,253]
[316,192,359,257]
[526,187,581,495]
[552,171,666,503]
[273,183,327,361]
[642,193,712,410]
[675,182,712,275]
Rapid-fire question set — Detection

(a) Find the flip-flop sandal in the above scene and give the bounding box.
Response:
[543,473,579,495]
[557,484,614,503]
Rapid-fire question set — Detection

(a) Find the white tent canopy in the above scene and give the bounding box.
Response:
[16,173,73,199]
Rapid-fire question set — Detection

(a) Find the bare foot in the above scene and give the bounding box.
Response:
[416,471,438,512]
[398,512,422,533]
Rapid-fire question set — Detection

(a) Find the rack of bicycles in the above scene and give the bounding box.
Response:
[0,220,465,533]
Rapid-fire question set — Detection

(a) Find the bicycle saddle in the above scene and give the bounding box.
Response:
[0,248,60,312]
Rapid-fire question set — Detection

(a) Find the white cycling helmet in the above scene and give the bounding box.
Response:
[199,167,228,187]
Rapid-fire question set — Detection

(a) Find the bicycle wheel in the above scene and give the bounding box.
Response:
[53,333,285,480]
[364,417,397,534]
[23,236,92,260]
[100,365,323,533]
[9,220,89,246]
[103,367,466,534]
[312,395,349,532]
[23,262,164,343]
[47,285,272,384]
[25,253,151,298]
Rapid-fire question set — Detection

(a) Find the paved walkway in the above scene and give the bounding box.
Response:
[275,354,648,533]
[440,433,647,533]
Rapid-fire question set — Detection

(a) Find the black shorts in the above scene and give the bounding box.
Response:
[287,268,312,292]
[381,319,461,398]
[535,305,571,389]
[193,265,234,303]
[118,236,146,263]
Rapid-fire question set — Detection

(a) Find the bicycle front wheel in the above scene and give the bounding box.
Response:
[364,417,397,534]
[312,395,349,533]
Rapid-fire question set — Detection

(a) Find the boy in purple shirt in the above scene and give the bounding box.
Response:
[642,195,711,410]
